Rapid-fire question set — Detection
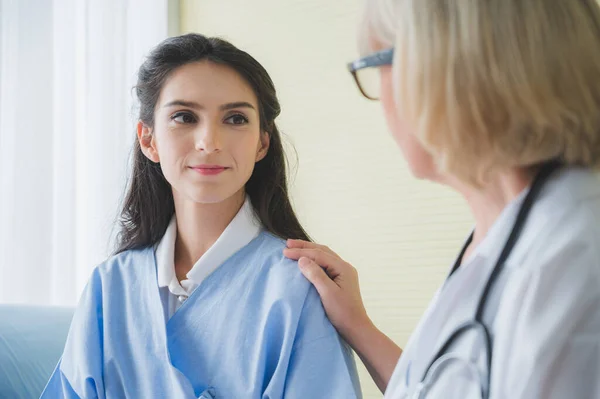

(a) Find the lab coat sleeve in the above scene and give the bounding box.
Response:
[40,268,105,399]
[278,286,362,399]
[491,238,600,399]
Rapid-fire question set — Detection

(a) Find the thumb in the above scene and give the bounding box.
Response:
[298,257,338,298]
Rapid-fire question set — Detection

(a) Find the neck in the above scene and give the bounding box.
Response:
[450,167,535,256]
[172,189,245,280]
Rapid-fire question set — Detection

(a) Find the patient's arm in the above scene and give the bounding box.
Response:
[40,269,104,399]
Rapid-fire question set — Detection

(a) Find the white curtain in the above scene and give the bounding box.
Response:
[0,0,169,306]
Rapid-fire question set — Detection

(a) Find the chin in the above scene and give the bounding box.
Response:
[406,158,438,181]
[183,187,244,205]
[187,193,229,204]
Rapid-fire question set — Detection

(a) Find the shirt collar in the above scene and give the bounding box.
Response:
[462,185,529,266]
[156,217,178,290]
[155,197,261,292]
[462,167,595,266]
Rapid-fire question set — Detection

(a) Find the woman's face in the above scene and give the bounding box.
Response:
[378,64,438,181]
[138,61,269,205]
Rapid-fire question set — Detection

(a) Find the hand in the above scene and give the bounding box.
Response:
[284,239,403,392]
[283,239,373,341]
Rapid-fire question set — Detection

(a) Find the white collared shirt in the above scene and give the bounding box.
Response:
[154,197,261,319]
[385,168,600,398]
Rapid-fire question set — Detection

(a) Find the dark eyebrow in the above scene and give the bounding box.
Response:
[162,100,256,111]
[163,100,202,109]
[219,102,256,111]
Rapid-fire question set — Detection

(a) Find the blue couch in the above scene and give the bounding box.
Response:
[0,305,73,399]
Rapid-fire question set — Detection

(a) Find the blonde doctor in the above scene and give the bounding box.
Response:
[284,0,600,398]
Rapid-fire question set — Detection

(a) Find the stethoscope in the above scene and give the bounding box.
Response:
[416,161,561,399]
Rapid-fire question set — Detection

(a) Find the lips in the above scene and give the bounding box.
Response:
[189,164,228,175]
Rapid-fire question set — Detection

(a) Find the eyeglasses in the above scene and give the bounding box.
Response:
[347,48,394,101]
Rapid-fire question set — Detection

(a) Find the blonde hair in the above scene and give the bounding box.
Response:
[360,0,600,185]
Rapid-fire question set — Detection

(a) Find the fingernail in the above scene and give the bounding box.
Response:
[298,257,309,268]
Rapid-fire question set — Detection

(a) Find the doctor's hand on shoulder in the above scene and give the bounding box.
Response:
[284,239,402,392]
[284,240,366,335]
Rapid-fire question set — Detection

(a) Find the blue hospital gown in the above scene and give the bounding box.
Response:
[41,232,361,398]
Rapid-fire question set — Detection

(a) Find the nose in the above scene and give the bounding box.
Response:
[194,122,221,154]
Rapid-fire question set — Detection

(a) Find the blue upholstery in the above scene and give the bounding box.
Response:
[0,305,73,399]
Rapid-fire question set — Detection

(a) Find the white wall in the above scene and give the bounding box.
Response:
[181,1,473,396]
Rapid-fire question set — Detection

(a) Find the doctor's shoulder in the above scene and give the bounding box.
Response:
[517,184,600,292]
[491,184,600,394]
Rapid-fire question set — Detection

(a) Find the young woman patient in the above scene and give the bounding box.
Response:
[41,33,361,399]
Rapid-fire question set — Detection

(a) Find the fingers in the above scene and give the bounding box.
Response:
[284,247,352,282]
[298,257,339,298]
[286,239,314,249]
[283,248,336,268]
[286,239,338,256]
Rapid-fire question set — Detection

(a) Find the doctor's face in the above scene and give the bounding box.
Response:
[138,61,269,205]
[379,65,438,181]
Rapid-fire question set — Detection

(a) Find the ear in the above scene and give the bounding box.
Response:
[255,131,270,162]
[136,121,160,163]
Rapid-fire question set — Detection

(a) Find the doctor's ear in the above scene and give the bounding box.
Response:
[137,121,160,163]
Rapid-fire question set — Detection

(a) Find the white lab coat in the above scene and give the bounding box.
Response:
[385,168,600,399]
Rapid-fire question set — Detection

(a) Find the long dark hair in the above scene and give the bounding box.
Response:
[115,33,310,253]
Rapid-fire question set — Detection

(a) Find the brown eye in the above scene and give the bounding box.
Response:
[172,112,197,124]
[224,113,249,125]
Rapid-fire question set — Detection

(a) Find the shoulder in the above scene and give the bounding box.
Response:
[516,168,600,280]
[90,246,155,288]
[247,231,311,292]
[246,233,332,331]
[491,170,600,395]
[536,168,600,239]
[257,235,337,336]
[499,170,600,332]
[496,168,600,341]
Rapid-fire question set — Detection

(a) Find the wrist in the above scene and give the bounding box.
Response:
[338,315,378,349]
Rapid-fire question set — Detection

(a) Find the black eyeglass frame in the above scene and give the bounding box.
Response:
[347,48,394,100]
